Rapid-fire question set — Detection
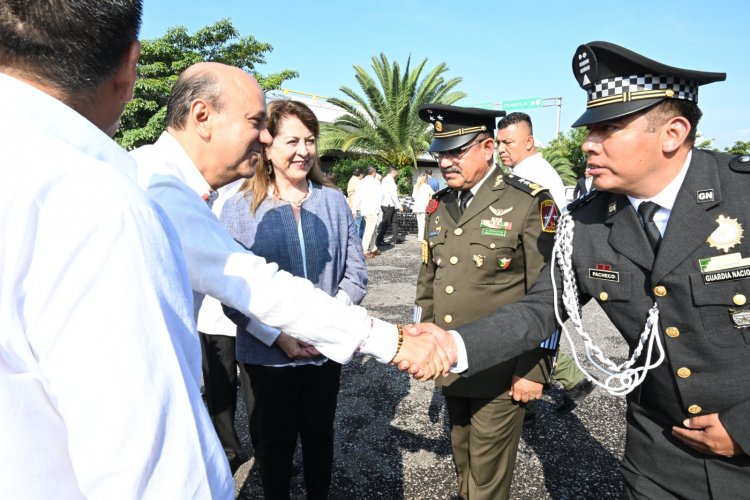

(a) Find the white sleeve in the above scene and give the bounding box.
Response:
[144,172,397,364]
[8,182,231,498]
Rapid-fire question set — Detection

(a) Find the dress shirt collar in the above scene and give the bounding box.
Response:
[156,131,215,198]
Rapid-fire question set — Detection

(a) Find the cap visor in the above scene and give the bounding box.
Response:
[428,134,479,153]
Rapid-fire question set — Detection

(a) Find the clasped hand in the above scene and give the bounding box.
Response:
[390,323,458,381]
[275,332,321,360]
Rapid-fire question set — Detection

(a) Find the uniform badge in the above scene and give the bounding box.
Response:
[472,254,485,268]
[729,309,750,329]
[426,199,439,215]
[435,121,443,132]
[493,175,504,188]
[489,206,513,217]
[434,216,440,224]
[497,257,512,270]
[696,189,714,203]
[608,202,617,216]
[480,218,512,230]
[698,252,750,284]
[707,215,744,253]
[540,200,559,233]
[421,239,429,265]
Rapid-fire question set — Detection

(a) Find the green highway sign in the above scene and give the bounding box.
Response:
[498,97,542,110]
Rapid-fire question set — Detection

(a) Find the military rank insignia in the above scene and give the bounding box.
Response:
[540,200,559,233]
[472,254,485,267]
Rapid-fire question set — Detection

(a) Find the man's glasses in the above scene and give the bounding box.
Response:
[430,139,486,163]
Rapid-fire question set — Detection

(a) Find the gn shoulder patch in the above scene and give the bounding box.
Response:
[504,174,550,197]
[729,155,750,173]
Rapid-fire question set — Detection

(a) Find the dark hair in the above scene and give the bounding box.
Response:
[242,100,326,213]
[352,168,363,177]
[166,71,223,130]
[497,112,533,135]
[645,100,703,145]
[425,169,433,175]
[0,0,142,92]
[367,166,377,175]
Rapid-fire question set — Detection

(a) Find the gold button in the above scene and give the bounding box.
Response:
[665,327,680,338]
[444,314,453,324]
[733,294,747,306]
[677,367,692,378]
[688,404,702,415]
[490,243,496,249]
[599,291,609,301]
[449,256,458,265]
[429,241,434,247]
[653,285,667,297]
[454,228,463,236]
[445,285,454,294]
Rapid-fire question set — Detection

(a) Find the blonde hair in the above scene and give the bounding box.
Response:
[240,100,329,214]
[415,173,428,190]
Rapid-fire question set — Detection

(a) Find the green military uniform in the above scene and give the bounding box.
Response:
[416,166,556,499]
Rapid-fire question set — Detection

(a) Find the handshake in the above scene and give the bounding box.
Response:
[391,323,459,381]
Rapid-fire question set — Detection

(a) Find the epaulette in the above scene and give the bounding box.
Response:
[503,173,549,197]
[432,186,453,199]
[729,154,750,173]
[566,189,600,212]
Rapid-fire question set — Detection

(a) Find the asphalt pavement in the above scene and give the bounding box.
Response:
[234,235,629,499]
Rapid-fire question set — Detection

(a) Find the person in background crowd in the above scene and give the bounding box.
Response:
[411,172,435,241]
[426,167,440,191]
[573,167,594,199]
[376,166,404,246]
[496,112,567,208]
[220,100,365,499]
[0,1,231,497]
[347,167,365,238]
[354,166,384,259]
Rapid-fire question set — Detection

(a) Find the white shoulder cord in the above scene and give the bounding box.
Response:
[551,212,666,396]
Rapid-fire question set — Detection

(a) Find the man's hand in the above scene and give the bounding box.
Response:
[509,375,543,403]
[393,323,458,380]
[275,332,320,360]
[391,328,451,381]
[672,413,746,457]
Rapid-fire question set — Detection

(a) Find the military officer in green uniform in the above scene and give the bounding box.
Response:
[415,104,557,500]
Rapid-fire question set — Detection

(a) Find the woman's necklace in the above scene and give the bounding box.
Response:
[276,182,310,207]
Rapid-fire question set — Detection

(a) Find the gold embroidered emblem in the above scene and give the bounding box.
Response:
[707,215,744,253]
[435,121,443,132]
[472,254,485,267]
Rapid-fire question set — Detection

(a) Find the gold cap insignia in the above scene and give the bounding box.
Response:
[435,121,443,132]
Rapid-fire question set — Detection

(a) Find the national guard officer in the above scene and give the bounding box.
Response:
[415,104,557,499]
[417,42,749,499]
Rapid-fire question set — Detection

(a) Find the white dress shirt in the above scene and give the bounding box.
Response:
[0,73,231,499]
[512,153,568,208]
[380,173,403,208]
[131,133,397,364]
[355,174,385,215]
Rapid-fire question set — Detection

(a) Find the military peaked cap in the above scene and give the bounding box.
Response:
[419,104,506,153]
[571,41,725,127]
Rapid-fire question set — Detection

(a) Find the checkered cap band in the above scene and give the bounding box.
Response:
[587,74,698,108]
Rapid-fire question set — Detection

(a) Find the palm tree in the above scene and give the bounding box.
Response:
[321,53,465,191]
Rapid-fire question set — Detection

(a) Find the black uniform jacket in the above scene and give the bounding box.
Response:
[459,150,750,460]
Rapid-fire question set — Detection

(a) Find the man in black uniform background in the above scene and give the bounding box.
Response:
[414,42,749,499]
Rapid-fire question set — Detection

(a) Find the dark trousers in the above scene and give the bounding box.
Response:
[247,361,342,500]
[377,205,398,243]
[199,332,254,471]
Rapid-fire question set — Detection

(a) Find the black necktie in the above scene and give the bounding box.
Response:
[638,201,662,252]
[459,190,473,215]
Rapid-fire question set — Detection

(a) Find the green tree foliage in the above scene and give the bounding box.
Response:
[116,19,298,150]
[321,53,465,193]
[540,127,588,182]
[725,140,750,155]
